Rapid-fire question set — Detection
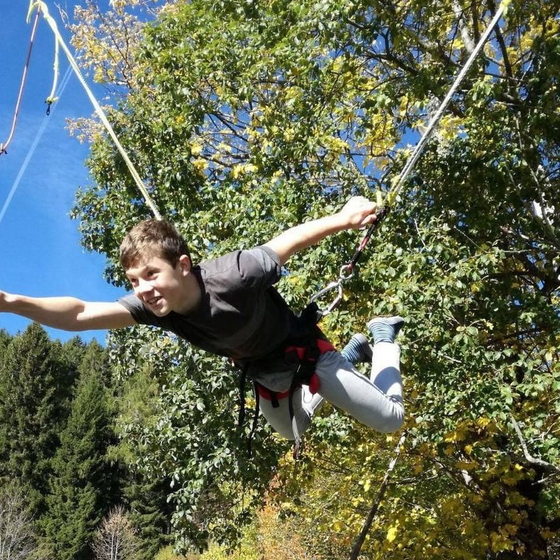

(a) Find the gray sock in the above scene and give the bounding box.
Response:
[341,333,373,364]
[367,316,405,344]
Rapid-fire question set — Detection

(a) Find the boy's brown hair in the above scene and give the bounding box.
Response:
[119,219,191,269]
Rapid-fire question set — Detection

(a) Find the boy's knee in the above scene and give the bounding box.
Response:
[378,407,405,433]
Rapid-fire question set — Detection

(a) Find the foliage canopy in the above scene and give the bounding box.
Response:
[68,0,560,557]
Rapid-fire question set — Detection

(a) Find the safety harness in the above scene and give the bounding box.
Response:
[238,302,336,458]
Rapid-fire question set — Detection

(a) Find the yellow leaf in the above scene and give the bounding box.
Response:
[456,460,477,471]
[192,159,208,174]
[190,140,203,156]
[386,526,398,542]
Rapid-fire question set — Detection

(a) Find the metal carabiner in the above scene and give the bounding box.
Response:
[309,280,344,317]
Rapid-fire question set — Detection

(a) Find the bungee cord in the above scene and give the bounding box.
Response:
[311,0,511,316]
[27,0,163,221]
[0,6,42,156]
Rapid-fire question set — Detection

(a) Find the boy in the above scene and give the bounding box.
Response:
[0,196,404,443]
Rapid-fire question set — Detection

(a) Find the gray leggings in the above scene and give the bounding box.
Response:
[258,342,404,440]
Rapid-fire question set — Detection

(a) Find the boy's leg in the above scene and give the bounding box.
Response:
[341,333,372,363]
[258,317,404,438]
[314,349,404,433]
[258,385,323,441]
[315,317,405,433]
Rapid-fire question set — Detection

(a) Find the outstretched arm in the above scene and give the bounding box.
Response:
[264,196,377,266]
[0,291,136,332]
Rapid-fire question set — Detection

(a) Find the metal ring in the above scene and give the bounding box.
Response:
[339,264,355,282]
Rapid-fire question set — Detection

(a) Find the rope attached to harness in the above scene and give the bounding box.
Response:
[0,6,41,156]
[27,0,163,221]
[311,1,509,316]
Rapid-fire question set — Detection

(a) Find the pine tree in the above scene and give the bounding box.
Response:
[0,324,68,514]
[124,475,173,560]
[41,342,117,560]
[115,359,173,558]
[0,329,12,357]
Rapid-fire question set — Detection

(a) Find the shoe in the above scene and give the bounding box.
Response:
[367,316,405,344]
[341,333,373,364]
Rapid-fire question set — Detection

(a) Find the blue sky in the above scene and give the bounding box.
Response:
[1,1,124,344]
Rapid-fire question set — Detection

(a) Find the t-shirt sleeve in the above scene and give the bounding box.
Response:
[238,246,282,291]
[118,294,160,326]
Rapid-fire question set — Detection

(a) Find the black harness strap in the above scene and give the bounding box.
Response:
[246,384,260,457]
[238,364,263,457]
[238,364,249,433]
[237,302,325,459]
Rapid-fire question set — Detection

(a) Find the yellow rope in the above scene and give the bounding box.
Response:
[27,0,163,220]
[26,2,59,107]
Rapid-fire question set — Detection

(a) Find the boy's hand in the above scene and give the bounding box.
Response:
[338,196,378,229]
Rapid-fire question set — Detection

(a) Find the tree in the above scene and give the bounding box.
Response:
[0,324,70,514]
[106,326,281,552]
[122,474,173,560]
[0,330,12,359]
[68,0,560,556]
[41,342,118,560]
[107,332,174,559]
[91,506,141,560]
[0,484,38,560]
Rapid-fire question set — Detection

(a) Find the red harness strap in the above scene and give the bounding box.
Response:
[256,338,335,402]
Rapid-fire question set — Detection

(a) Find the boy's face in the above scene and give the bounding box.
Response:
[125,253,193,316]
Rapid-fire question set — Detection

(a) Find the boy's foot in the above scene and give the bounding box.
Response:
[367,316,405,344]
[341,333,373,364]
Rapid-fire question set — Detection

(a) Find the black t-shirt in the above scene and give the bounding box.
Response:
[119,246,312,387]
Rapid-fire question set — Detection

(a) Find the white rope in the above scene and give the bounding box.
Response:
[315,1,510,314]
[28,0,163,220]
[0,66,73,229]
[386,1,508,206]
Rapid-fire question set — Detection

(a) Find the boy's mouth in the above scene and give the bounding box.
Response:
[147,296,162,306]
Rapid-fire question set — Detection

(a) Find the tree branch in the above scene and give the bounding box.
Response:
[452,0,475,54]
[510,415,560,475]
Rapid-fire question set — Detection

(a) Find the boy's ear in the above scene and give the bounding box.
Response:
[178,254,192,273]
